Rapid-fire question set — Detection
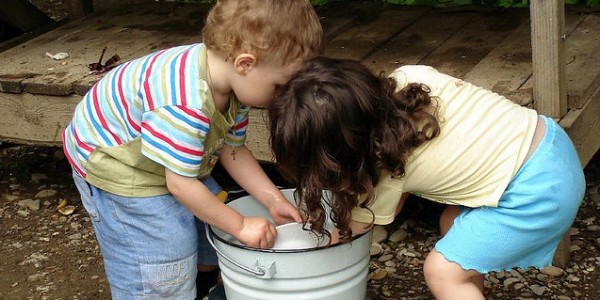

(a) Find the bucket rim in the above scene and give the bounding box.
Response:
[209,194,371,253]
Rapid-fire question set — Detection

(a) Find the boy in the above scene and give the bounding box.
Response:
[62,0,324,299]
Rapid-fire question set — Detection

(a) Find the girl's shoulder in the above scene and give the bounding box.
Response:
[390,65,437,82]
[389,65,457,91]
[390,64,437,77]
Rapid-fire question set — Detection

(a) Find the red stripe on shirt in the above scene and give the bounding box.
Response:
[62,131,86,178]
[178,50,189,106]
[179,106,210,124]
[92,86,123,144]
[141,122,203,156]
[232,118,248,130]
[73,128,94,153]
[117,62,141,132]
[143,49,167,111]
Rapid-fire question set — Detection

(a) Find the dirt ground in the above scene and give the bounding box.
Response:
[0,144,599,300]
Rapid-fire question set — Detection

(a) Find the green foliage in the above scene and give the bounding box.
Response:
[492,0,528,8]
[490,0,599,7]
[310,0,599,7]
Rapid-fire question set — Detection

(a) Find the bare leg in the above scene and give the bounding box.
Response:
[438,206,485,293]
[439,206,460,236]
[424,249,485,300]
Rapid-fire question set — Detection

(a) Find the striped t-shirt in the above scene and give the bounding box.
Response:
[62,43,249,196]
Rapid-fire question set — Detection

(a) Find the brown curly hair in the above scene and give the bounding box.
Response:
[268,57,440,242]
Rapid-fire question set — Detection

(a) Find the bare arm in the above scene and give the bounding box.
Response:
[331,192,410,243]
[165,168,276,248]
[219,144,303,225]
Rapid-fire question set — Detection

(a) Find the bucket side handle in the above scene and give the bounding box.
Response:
[205,224,277,279]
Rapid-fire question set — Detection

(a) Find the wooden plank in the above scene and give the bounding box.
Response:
[463,20,532,92]
[519,14,600,109]
[464,13,584,94]
[325,6,427,60]
[315,2,370,42]
[0,92,79,145]
[0,92,297,164]
[564,15,600,109]
[0,3,212,96]
[68,4,213,94]
[0,14,123,93]
[0,2,353,97]
[560,78,600,167]
[364,10,475,76]
[519,14,600,110]
[246,109,273,163]
[530,0,566,119]
[421,9,529,78]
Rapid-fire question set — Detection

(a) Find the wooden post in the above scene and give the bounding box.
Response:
[530,0,566,119]
[552,233,571,269]
[531,0,572,269]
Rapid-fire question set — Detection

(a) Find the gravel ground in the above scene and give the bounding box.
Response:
[0,144,599,299]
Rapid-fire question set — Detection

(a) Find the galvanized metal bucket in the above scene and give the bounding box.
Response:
[207,189,372,300]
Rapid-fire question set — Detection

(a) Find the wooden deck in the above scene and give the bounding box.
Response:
[0,1,599,166]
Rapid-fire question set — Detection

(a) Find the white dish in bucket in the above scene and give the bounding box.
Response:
[272,223,329,250]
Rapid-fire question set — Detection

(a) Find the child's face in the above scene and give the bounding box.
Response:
[232,60,299,107]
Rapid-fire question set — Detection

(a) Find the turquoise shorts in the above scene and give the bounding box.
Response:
[73,173,222,300]
[435,116,585,273]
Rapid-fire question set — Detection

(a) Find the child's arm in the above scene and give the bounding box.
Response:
[331,192,410,244]
[165,169,277,248]
[219,144,303,225]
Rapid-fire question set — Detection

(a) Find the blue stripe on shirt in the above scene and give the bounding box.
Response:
[141,134,200,165]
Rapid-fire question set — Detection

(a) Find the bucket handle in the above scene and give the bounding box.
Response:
[205,224,276,279]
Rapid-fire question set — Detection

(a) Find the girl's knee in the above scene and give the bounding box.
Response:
[424,250,474,286]
[423,250,445,285]
[424,250,485,299]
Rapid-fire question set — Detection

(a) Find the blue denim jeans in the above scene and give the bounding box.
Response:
[73,172,221,300]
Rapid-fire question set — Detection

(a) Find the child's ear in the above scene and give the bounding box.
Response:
[233,53,256,74]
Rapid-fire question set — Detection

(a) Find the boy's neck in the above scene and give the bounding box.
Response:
[206,49,232,113]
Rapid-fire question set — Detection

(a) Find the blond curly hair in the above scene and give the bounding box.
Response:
[202,0,324,65]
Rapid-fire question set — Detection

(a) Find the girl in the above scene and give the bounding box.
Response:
[268,57,585,300]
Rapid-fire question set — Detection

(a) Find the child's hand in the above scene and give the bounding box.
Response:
[235,216,277,249]
[268,199,303,225]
